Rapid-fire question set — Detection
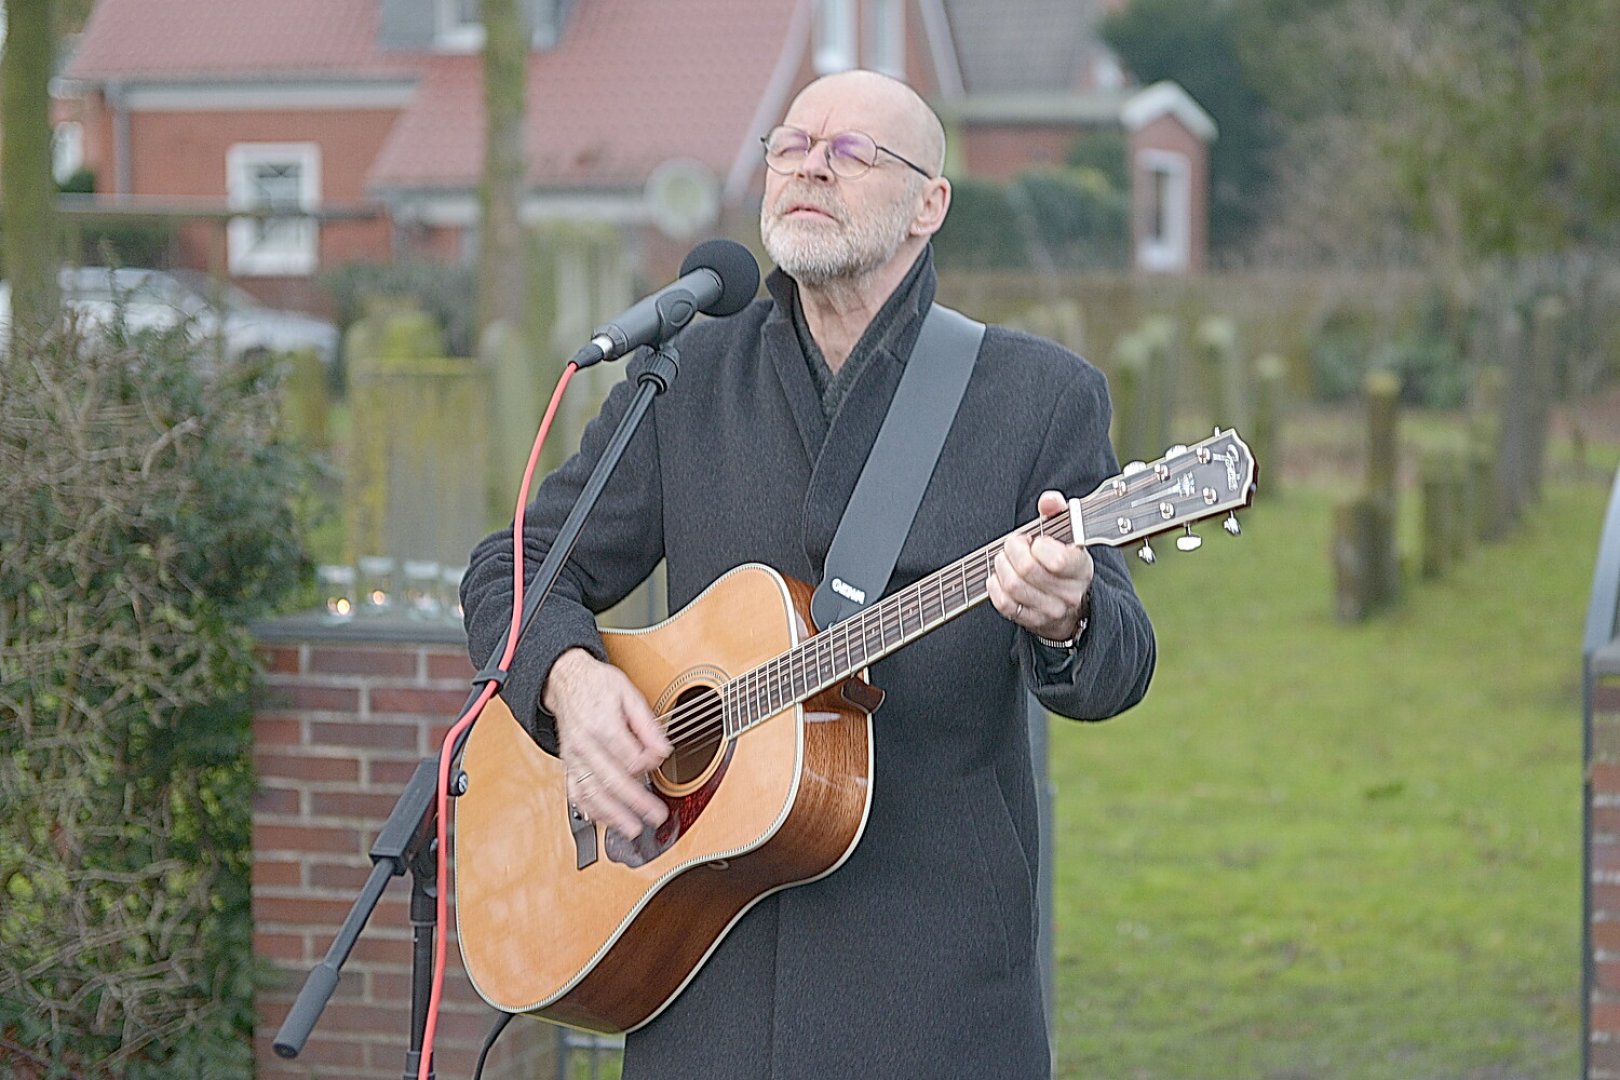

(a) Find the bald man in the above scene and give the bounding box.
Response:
[462,70,1156,1078]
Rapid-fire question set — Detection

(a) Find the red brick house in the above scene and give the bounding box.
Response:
[59,0,1215,311]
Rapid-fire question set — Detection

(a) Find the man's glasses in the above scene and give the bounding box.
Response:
[760,126,933,181]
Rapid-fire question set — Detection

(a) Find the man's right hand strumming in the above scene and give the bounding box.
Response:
[545,648,672,838]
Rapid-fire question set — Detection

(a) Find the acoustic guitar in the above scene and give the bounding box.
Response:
[454,429,1257,1034]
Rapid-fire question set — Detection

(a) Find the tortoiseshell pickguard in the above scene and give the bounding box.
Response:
[604,742,735,868]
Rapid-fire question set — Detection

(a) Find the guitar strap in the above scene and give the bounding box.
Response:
[810,303,985,629]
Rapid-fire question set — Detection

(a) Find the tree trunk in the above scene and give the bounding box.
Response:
[477,0,528,337]
[2,0,60,346]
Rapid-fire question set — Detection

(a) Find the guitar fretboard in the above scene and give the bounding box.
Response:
[717,513,1073,736]
[691,427,1254,741]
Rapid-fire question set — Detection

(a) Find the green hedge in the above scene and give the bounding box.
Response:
[0,314,316,1074]
[934,165,1129,272]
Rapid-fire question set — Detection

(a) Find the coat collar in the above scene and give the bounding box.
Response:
[756,247,942,578]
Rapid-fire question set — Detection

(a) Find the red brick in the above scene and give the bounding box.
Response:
[350,933,415,966]
[1598,884,1620,914]
[257,644,302,674]
[307,859,370,891]
[254,751,361,784]
[255,894,377,928]
[1596,763,1620,798]
[426,1007,502,1043]
[309,645,420,677]
[256,682,362,713]
[1596,681,1620,712]
[309,790,411,821]
[1592,1040,1620,1074]
[1599,806,1620,837]
[367,757,425,788]
[252,930,307,963]
[252,857,303,888]
[311,718,421,752]
[371,686,476,717]
[1599,841,1620,875]
[253,1032,367,1070]
[1597,922,1620,953]
[1601,961,1620,992]
[253,785,302,816]
[368,970,414,1004]
[1595,1000,1620,1035]
[254,715,303,747]
[318,1002,406,1034]
[254,823,362,856]
[427,651,475,681]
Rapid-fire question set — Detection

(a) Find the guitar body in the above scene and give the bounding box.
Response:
[455,564,878,1034]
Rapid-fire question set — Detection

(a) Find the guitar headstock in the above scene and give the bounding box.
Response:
[1078,429,1257,561]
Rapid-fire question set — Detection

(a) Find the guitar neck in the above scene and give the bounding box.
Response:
[711,428,1256,740]
[718,514,1070,738]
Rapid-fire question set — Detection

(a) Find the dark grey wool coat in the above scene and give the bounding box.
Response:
[461,250,1156,1079]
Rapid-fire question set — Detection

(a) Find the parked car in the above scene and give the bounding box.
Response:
[0,267,339,366]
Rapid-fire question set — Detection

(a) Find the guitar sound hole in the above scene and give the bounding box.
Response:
[659,685,724,787]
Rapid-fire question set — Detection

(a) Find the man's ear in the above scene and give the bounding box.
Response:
[910,177,952,238]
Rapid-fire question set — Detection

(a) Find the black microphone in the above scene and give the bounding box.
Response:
[570,239,760,368]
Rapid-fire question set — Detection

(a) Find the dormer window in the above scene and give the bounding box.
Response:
[437,0,484,51]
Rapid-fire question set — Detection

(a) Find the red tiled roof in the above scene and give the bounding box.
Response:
[66,0,801,193]
[68,0,416,81]
[368,0,801,190]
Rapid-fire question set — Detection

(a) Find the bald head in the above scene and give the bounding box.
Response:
[784,70,946,178]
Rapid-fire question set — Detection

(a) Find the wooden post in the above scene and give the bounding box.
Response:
[1253,353,1286,498]
[1363,370,1401,609]
[1111,331,1149,465]
[1195,315,1240,435]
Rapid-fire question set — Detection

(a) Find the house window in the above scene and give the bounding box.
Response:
[227,143,321,277]
[1137,148,1189,272]
[52,122,84,185]
[814,0,855,74]
[865,0,904,77]
[437,0,485,51]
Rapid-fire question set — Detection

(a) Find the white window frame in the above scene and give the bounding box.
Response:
[1137,148,1190,273]
[226,142,321,277]
[865,0,905,78]
[437,0,485,51]
[52,121,84,184]
[814,0,856,74]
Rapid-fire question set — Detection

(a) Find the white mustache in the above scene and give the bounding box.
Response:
[772,187,846,223]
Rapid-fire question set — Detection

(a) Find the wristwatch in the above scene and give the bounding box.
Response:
[1035,593,1091,650]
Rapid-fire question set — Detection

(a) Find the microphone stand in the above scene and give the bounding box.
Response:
[273,345,682,1078]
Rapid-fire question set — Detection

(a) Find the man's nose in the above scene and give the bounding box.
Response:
[794,138,836,181]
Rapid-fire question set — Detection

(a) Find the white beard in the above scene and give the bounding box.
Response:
[761,184,915,287]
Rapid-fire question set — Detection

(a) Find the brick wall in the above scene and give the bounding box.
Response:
[1592,674,1620,1077]
[252,615,553,1079]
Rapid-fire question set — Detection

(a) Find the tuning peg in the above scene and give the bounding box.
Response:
[1166,443,1188,457]
[1176,525,1202,552]
[1224,512,1242,537]
[1122,460,1147,476]
[1137,540,1156,564]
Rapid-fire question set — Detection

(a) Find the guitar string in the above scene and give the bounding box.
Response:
[651,446,1233,751]
[653,515,1061,747]
[651,511,1078,752]
[651,446,1234,752]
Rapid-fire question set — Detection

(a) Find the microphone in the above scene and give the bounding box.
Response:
[571,239,760,368]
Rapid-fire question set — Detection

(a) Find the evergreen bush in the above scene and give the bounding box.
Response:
[0,313,315,1075]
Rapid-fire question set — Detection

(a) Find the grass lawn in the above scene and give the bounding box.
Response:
[1049,475,1607,1079]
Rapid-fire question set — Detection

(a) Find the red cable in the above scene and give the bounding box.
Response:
[416,361,579,1080]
